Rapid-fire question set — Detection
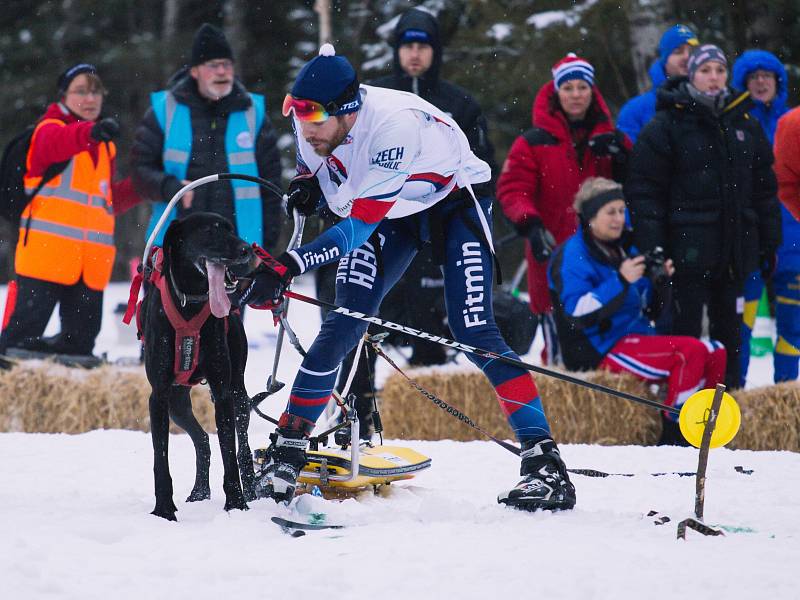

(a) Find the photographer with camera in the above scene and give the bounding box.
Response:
[549,178,727,444]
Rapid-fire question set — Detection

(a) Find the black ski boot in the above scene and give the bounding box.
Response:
[658,414,690,446]
[253,415,314,503]
[497,438,576,511]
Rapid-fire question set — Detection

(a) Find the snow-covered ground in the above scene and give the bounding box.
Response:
[0,280,795,599]
[1,433,798,599]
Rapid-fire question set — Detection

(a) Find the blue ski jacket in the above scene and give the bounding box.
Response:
[732,50,788,144]
[732,50,800,272]
[548,229,658,371]
[617,62,667,144]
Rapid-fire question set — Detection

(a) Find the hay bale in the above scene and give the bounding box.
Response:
[0,361,216,434]
[730,382,800,452]
[380,368,661,445]
[380,367,800,450]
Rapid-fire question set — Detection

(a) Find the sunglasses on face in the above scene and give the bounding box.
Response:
[282,95,335,122]
[282,79,360,122]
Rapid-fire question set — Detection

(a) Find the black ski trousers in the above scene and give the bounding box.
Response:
[0,275,103,355]
[670,273,743,389]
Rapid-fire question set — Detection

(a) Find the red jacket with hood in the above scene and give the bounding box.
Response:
[497,81,622,314]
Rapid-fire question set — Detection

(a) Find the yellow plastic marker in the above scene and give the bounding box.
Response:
[678,388,741,448]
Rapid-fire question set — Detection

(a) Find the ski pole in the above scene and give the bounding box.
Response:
[282,290,679,415]
[369,336,523,456]
[265,211,306,396]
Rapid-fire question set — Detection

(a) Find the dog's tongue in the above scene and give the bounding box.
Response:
[206,262,231,318]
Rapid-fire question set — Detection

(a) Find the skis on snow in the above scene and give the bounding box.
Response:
[271,516,344,537]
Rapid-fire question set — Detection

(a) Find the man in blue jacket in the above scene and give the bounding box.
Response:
[733,49,800,384]
[617,24,699,143]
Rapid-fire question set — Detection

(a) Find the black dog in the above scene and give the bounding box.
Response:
[140,212,256,521]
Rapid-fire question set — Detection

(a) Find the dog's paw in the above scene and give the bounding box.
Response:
[186,486,211,502]
[151,506,178,521]
[224,495,249,512]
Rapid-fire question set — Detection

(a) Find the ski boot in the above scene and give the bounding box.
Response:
[253,415,314,503]
[497,438,576,511]
[657,414,690,446]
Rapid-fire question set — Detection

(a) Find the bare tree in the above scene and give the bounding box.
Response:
[315,0,332,46]
[162,0,181,80]
[627,0,671,93]
[223,0,246,62]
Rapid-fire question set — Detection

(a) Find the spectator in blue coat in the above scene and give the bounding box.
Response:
[549,177,727,445]
[617,24,699,143]
[733,49,800,384]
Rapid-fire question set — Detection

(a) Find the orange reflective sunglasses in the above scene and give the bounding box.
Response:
[282,79,361,122]
[282,95,332,122]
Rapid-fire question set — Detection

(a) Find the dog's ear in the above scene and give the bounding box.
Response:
[162,218,184,265]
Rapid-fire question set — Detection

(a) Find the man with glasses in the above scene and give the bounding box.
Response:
[132,23,282,249]
[240,45,576,513]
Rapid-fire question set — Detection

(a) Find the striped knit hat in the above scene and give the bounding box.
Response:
[552,53,595,88]
[687,44,727,82]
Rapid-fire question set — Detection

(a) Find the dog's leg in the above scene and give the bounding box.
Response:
[209,383,249,512]
[169,387,211,502]
[233,389,256,501]
[228,317,256,501]
[149,390,178,521]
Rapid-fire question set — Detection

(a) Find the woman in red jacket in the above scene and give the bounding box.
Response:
[0,64,139,361]
[497,53,629,365]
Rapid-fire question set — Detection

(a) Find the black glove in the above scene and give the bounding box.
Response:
[238,246,295,308]
[286,174,322,217]
[526,218,556,263]
[588,130,627,159]
[760,250,777,281]
[90,118,120,143]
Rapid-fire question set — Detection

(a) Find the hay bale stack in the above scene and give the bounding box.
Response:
[0,361,216,434]
[730,382,800,452]
[380,368,661,445]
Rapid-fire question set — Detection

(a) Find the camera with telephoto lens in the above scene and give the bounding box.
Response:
[643,246,670,286]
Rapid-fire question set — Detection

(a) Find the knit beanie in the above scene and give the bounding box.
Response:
[57,63,97,95]
[290,44,361,115]
[191,23,233,66]
[658,24,699,63]
[552,53,595,89]
[688,44,728,82]
[578,187,625,223]
[399,28,432,45]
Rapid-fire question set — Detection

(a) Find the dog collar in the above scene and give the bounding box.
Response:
[168,266,209,307]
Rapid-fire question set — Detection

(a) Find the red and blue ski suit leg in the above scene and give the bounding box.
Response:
[598,335,727,421]
[285,195,551,443]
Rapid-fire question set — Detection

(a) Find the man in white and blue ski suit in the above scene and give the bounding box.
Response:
[240,45,576,511]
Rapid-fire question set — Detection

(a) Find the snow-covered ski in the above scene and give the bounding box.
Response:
[271,516,344,536]
[569,465,753,478]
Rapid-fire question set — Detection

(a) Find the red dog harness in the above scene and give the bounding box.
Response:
[123,248,220,387]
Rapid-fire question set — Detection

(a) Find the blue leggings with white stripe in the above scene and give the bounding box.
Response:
[283,195,552,443]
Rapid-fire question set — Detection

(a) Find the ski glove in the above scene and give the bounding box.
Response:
[90,118,120,143]
[588,130,628,161]
[526,218,556,263]
[239,245,297,309]
[285,174,323,217]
